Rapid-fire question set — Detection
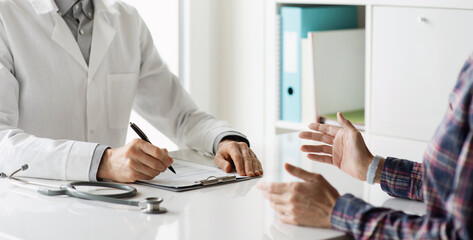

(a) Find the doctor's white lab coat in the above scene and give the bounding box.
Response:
[0,0,237,180]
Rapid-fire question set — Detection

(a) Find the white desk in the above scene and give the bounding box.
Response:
[0,133,425,240]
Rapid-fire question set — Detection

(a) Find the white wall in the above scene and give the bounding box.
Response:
[182,0,220,112]
[218,0,266,144]
[123,0,180,75]
[123,0,179,150]
[122,0,266,149]
[185,0,266,144]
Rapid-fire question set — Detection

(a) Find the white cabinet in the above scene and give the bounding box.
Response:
[370,6,473,141]
[368,135,428,163]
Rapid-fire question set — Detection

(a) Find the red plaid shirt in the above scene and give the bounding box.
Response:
[330,55,473,239]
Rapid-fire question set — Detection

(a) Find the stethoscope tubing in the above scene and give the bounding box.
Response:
[8,177,139,205]
[58,182,139,207]
[1,165,167,214]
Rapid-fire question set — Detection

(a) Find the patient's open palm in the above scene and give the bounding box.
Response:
[299,113,373,181]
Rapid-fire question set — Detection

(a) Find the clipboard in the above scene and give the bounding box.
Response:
[136,149,256,192]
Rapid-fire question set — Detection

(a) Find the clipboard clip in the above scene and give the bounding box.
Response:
[195,176,236,186]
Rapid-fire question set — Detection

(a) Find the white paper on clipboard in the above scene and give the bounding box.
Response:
[136,149,255,191]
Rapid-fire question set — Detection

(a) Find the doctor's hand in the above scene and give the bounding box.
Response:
[258,163,340,228]
[214,140,263,177]
[97,139,174,183]
[299,112,382,182]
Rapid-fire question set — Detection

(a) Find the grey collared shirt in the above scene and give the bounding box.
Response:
[55,0,94,64]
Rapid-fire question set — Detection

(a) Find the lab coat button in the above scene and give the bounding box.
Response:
[79,29,85,35]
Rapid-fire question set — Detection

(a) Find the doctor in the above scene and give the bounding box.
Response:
[0,0,263,182]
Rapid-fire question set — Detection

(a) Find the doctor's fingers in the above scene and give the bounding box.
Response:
[226,142,247,176]
[127,159,161,181]
[236,143,262,176]
[214,153,233,173]
[251,150,263,175]
[135,151,168,172]
[240,146,258,176]
[299,131,334,145]
[125,141,168,171]
[135,140,173,167]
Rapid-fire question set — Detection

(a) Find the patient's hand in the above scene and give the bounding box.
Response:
[299,112,379,182]
[258,163,339,228]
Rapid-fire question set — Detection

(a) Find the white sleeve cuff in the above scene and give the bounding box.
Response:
[65,141,98,181]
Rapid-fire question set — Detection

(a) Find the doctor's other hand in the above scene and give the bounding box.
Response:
[258,163,340,228]
[215,139,263,177]
[299,112,382,182]
[97,139,173,183]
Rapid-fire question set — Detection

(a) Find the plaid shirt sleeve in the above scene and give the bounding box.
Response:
[330,55,473,239]
[380,157,424,201]
[330,194,449,239]
[329,158,427,238]
[331,134,473,239]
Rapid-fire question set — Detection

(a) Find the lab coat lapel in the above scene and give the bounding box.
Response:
[88,14,116,83]
[51,15,88,71]
[29,0,56,15]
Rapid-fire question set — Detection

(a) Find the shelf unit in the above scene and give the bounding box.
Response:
[264,0,473,201]
[266,1,366,135]
[264,0,473,136]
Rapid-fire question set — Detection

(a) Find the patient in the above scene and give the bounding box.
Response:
[258,55,473,239]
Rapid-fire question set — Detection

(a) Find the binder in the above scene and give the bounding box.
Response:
[301,38,316,124]
[303,29,365,127]
[136,149,256,192]
[280,6,358,122]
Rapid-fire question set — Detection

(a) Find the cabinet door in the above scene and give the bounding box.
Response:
[368,135,428,163]
[371,6,473,141]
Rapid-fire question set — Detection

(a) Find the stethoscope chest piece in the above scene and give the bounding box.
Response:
[139,197,167,214]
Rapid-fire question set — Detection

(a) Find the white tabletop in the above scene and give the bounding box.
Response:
[0,133,425,240]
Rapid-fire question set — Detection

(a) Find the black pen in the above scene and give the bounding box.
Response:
[129,122,176,174]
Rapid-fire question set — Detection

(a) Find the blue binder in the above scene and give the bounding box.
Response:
[280,6,358,122]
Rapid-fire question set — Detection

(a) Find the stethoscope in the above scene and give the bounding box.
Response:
[0,164,167,214]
